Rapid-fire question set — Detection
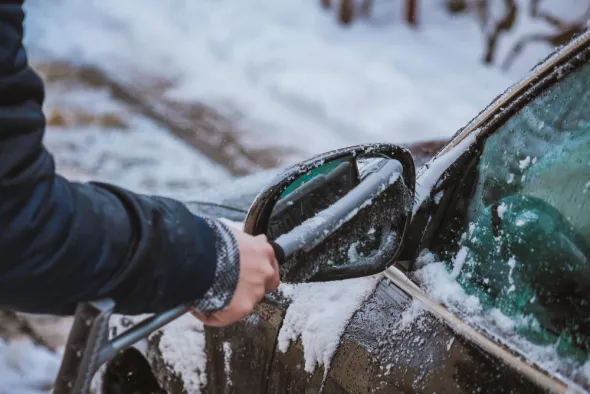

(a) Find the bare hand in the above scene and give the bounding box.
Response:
[192,228,280,326]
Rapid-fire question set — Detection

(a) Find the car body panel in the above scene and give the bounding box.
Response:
[264,278,544,394]
[204,301,284,394]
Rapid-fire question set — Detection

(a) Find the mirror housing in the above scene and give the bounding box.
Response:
[244,143,416,283]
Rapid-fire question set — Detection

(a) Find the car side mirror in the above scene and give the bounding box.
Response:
[244,143,416,283]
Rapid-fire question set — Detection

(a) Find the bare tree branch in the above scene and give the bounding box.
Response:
[483,0,518,64]
[338,0,355,24]
[502,0,590,70]
[406,0,419,26]
[360,0,374,17]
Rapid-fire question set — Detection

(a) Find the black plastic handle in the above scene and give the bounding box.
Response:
[269,240,285,265]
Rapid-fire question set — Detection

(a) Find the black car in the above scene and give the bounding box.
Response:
[97,28,590,394]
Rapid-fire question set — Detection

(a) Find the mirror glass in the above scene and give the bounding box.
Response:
[266,153,414,283]
[267,156,360,239]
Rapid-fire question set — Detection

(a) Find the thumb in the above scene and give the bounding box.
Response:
[190,310,224,326]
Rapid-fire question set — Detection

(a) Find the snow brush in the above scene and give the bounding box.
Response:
[53,143,415,394]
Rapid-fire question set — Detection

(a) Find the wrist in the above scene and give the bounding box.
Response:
[193,218,240,314]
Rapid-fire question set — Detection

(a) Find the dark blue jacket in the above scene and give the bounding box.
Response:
[0,1,231,315]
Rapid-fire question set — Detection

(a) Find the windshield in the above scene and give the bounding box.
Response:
[422,62,590,370]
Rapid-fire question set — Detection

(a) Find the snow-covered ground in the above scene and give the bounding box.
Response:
[40,74,232,201]
[3,0,587,392]
[24,0,575,165]
[0,339,61,394]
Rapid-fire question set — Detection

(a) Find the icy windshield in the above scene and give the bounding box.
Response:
[420,63,590,381]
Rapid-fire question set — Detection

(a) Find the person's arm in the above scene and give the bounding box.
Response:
[0,1,244,316]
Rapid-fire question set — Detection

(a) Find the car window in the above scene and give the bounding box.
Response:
[432,63,590,362]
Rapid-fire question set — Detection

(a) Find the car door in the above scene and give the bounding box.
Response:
[261,30,590,394]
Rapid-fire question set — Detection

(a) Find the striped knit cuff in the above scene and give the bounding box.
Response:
[193,218,240,314]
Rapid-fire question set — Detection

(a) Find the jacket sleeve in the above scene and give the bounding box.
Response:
[0,1,240,315]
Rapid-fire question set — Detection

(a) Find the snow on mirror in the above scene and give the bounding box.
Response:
[244,144,416,284]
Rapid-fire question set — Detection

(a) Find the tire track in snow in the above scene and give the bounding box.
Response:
[35,61,290,176]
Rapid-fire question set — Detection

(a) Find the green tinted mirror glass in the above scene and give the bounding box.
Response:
[278,157,356,199]
[268,157,360,240]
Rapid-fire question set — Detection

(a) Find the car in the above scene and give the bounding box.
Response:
[98,28,590,394]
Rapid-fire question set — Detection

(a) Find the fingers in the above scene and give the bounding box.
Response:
[265,255,280,293]
[268,257,280,292]
[191,310,224,327]
[192,296,256,327]
[192,230,282,328]
[192,308,229,327]
[258,235,281,293]
[261,243,280,293]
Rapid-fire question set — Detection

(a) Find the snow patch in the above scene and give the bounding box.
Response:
[277,282,297,300]
[415,251,590,390]
[414,131,477,214]
[519,156,532,170]
[223,342,232,387]
[277,275,381,374]
[447,337,455,351]
[415,259,482,316]
[347,241,360,262]
[0,339,62,394]
[451,246,468,279]
[433,191,444,204]
[395,300,426,335]
[488,308,516,332]
[108,314,208,392]
[506,257,516,293]
[41,86,231,202]
[154,314,207,393]
[497,202,508,219]
[582,360,590,383]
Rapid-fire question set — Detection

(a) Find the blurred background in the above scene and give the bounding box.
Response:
[2,0,589,391]
[22,0,590,199]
